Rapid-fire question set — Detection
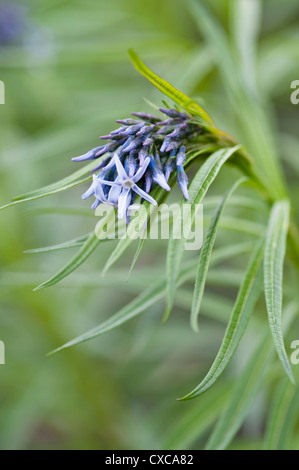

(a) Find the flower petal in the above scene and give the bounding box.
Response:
[177,165,189,200]
[132,184,157,206]
[132,157,150,183]
[149,156,171,191]
[118,188,131,219]
[108,184,122,205]
[97,178,119,187]
[72,146,104,162]
[82,179,96,200]
[93,177,107,203]
[114,153,128,180]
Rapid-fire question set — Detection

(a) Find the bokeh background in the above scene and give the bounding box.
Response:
[0,0,299,450]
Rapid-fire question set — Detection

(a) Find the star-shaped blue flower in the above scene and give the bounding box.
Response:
[97,154,157,219]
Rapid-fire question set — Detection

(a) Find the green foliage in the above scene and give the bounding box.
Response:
[165,145,243,319]
[190,177,249,331]
[129,49,215,125]
[264,200,294,381]
[1,0,299,451]
[181,238,265,400]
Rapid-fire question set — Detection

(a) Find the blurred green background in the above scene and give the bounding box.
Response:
[0,0,299,450]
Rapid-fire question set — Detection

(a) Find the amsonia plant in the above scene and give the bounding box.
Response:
[1,49,299,414]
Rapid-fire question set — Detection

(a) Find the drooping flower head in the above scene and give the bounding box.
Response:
[73,108,203,220]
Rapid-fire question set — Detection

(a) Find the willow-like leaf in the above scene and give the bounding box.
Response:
[264,375,299,450]
[13,159,96,201]
[187,0,286,200]
[24,233,90,254]
[181,238,265,400]
[49,255,206,355]
[34,232,101,291]
[126,238,147,283]
[48,275,167,355]
[212,216,265,237]
[191,177,248,331]
[165,145,241,320]
[0,158,99,211]
[49,239,258,354]
[164,383,230,450]
[205,303,297,450]
[264,200,294,382]
[0,176,92,211]
[129,49,214,126]
[203,194,268,214]
[205,331,273,450]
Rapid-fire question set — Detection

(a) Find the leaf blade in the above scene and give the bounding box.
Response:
[190,177,248,331]
[264,199,294,382]
[181,237,265,400]
[165,145,241,318]
[264,376,299,450]
[33,231,102,291]
[129,49,214,125]
[205,303,298,450]
[24,233,91,254]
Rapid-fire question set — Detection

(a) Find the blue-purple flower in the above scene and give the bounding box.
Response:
[0,2,27,46]
[73,108,202,219]
[98,154,157,219]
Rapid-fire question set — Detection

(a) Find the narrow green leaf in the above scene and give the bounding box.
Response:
[264,375,299,450]
[205,303,298,450]
[188,0,287,200]
[163,213,186,322]
[49,277,167,355]
[203,194,268,214]
[164,383,230,450]
[165,145,241,319]
[33,231,101,291]
[24,233,90,254]
[191,177,248,331]
[0,176,92,211]
[181,238,265,400]
[208,241,257,267]
[27,206,93,218]
[33,205,117,290]
[205,331,273,450]
[264,200,294,382]
[49,238,259,354]
[0,159,100,211]
[129,49,214,125]
[126,238,147,283]
[13,160,97,201]
[49,256,204,355]
[213,216,265,237]
[231,0,261,94]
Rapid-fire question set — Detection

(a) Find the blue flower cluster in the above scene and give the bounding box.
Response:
[73,108,200,220]
[0,2,27,46]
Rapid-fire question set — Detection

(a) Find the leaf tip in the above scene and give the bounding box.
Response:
[190,318,199,333]
[33,284,45,292]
